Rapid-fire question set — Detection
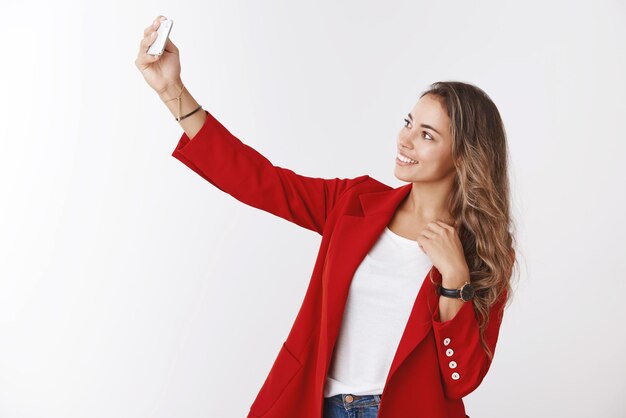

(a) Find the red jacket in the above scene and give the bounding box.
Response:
[171,110,508,418]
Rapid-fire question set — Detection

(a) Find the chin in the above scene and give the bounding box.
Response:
[394,171,418,183]
[393,162,413,177]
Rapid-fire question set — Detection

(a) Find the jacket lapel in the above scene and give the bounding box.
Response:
[322,182,441,388]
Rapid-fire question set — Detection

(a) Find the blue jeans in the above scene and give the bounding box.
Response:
[323,394,382,418]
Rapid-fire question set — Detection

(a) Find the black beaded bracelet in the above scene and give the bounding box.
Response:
[176,104,203,122]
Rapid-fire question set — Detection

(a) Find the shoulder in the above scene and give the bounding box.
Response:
[331,174,392,214]
[348,174,392,194]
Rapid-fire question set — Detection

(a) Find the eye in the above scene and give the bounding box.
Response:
[403,118,434,141]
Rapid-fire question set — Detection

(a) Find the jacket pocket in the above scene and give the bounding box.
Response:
[249,342,303,416]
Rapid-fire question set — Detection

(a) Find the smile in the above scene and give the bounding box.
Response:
[396,152,418,164]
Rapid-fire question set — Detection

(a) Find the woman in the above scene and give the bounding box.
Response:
[136,16,517,418]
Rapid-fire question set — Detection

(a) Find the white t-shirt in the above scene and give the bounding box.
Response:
[323,226,433,397]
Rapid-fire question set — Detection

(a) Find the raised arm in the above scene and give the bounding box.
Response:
[170,107,369,235]
[135,16,369,235]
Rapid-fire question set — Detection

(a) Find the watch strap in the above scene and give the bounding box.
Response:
[438,281,475,302]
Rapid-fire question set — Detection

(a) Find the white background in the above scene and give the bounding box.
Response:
[1,0,625,417]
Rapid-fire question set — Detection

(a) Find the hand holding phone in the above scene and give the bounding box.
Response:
[147,18,174,56]
[135,16,182,96]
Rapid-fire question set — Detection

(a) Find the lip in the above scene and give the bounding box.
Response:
[397,150,417,161]
[396,156,418,166]
[396,151,418,166]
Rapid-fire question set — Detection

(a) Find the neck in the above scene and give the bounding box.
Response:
[402,179,455,224]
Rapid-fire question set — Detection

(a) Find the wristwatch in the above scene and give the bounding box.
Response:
[438,281,475,302]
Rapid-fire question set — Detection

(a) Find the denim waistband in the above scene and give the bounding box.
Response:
[324,393,382,409]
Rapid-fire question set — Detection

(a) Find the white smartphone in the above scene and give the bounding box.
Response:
[147,18,174,56]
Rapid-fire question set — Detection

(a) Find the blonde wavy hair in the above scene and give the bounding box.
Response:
[423,81,519,361]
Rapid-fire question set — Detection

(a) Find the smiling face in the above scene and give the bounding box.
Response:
[394,94,457,183]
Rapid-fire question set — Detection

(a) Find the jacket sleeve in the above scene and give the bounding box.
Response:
[171,110,370,235]
[431,287,508,400]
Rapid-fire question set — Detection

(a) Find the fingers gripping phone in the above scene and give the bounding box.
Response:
[147,18,174,56]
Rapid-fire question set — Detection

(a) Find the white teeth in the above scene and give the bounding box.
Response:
[397,153,418,164]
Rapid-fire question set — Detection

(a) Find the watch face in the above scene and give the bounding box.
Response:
[460,283,475,301]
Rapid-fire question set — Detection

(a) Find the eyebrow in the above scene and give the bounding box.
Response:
[407,113,442,137]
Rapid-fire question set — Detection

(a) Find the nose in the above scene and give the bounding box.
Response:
[398,134,412,150]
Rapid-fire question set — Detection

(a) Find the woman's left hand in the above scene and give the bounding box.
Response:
[416,220,469,284]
